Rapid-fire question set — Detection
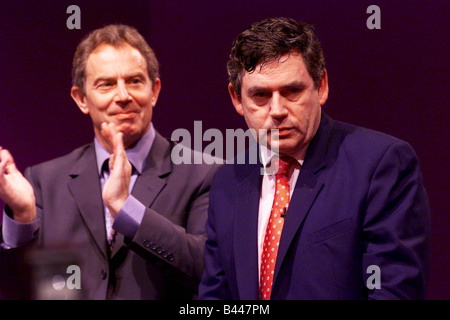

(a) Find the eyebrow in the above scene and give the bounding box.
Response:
[247,86,267,96]
[92,72,146,85]
[92,77,114,85]
[283,81,307,91]
[246,81,307,95]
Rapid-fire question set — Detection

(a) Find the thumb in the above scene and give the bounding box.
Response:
[112,131,125,156]
[111,131,127,170]
[0,148,20,175]
[109,153,116,172]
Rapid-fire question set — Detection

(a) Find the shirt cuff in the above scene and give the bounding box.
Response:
[2,208,38,248]
[112,195,145,239]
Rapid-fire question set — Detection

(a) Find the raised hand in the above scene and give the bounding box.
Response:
[100,123,132,218]
[0,146,36,223]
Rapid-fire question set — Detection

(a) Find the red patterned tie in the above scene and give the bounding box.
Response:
[260,158,292,300]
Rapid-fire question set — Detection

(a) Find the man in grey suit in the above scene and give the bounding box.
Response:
[0,25,218,299]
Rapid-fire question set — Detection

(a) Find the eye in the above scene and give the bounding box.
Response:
[253,91,269,99]
[282,86,303,100]
[97,81,113,89]
[129,77,144,85]
[250,91,271,106]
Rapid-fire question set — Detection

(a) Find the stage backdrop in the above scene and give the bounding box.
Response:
[0,0,448,299]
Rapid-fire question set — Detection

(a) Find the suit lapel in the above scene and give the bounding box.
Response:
[130,131,171,207]
[233,151,262,299]
[272,112,333,288]
[273,170,324,283]
[111,132,171,258]
[66,133,172,260]
[67,144,108,260]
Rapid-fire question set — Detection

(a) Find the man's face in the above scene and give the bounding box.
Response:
[71,43,161,150]
[229,52,328,159]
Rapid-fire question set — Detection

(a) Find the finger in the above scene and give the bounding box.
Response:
[0,147,3,169]
[0,149,19,175]
[0,152,5,177]
[109,153,116,172]
[112,131,125,157]
[111,132,128,174]
[100,122,114,148]
[100,123,129,175]
[100,122,122,152]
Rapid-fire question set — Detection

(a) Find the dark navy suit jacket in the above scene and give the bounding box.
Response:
[199,112,430,300]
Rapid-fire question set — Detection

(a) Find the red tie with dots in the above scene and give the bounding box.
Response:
[260,158,292,300]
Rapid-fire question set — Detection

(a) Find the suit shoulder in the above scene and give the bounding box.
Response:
[169,141,223,187]
[28,144,92,174]
[332,119,415,153]
[328,119,421,172]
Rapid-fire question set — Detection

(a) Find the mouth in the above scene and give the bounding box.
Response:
[272,127,293,137]
[111,112,138,121]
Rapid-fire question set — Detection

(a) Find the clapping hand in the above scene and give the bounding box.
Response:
[0,146,36,223]
[100,123,132,218]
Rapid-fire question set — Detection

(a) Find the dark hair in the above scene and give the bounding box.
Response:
[72,24,159,92]
[227,17,325,97]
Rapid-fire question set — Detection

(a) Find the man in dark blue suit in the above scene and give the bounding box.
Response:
[199,17,430,299]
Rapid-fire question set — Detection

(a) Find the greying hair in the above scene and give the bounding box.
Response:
[72,24,159,92]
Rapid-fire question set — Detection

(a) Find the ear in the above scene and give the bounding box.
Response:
[150,78,161,107]
[228,83,244,116]
[71,86,89,115]
[318,69,329,106]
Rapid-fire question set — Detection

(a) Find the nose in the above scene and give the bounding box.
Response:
[115,81,132,106]
[269,92,288,120]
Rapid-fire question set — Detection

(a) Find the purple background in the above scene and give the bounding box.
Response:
[0,0,448,299]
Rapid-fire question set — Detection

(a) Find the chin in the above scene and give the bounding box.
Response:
[116,122,137,134]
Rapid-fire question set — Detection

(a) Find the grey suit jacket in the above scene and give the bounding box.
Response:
[0,131,219,299]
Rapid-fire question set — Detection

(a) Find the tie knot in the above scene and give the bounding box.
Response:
[276,157,292,177]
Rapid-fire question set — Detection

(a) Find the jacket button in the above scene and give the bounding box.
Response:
[155,247,162,254]
[167,254,174,262]
[101,269,107,280]
[143,239,151,248]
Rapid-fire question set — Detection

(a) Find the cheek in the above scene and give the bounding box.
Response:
[86,95,111,113]
[293,105,321,138]
[141,107,153,123]
[242,105,270,129]
[288,107,308,129]
[291,96,320,124]
[244,113,266,132]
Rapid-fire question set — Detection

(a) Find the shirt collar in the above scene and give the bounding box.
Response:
[259,143,304,174]
[94,123,156,176]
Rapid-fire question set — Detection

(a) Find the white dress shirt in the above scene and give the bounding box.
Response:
[257,145,303,279]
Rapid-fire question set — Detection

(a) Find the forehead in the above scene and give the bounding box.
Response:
[85,43,148,78]
[241,52,312,88]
